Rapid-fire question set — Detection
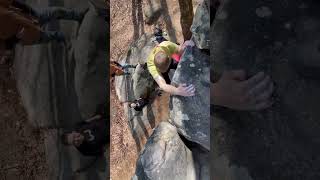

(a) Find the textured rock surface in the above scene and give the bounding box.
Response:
[212,0,320,179]
[170,47,210,150]
[14,0,108,179]
[134,122,196,180]
[190,0,210,50]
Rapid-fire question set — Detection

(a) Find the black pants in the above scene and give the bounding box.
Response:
[162,59,178,84]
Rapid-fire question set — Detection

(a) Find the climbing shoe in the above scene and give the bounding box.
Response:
[129,98,149,111]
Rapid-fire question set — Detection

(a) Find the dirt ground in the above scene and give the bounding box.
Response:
[0,64,48,180]
[110,0,200,179]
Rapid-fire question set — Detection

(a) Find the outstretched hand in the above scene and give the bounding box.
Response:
[183,40,195,47]
[178,40,195,55]
[176,83,195,97]
[212,70,274,110]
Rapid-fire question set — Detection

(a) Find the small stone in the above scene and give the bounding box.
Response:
[190,63,195,68]
[256,6,272,18]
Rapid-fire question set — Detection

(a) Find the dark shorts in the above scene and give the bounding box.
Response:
[162,59,179,84]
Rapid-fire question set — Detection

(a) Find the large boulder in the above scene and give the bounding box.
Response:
[14,1,108,179]
[212,0,320,179]
[190,0,210,50]
[134,122,196,180]
[169,46,210,150]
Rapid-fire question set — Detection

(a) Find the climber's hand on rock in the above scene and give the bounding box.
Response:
[178,40,195,54]
[212,70,274,110]
[176,84,195,97]
[183,40,195,47]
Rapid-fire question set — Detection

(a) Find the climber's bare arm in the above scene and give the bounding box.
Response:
[154,75,195,97]
[84,115,102,122]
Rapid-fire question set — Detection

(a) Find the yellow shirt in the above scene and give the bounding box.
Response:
[147,41,179,78]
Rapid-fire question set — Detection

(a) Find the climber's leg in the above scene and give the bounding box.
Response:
[129,98,149,111]
[37,7,89,25]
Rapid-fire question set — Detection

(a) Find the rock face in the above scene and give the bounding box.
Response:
[212,0,320,179]
[14,1,108,180]
[134,122,196,180]
[170,47,210,150]
[190,0,210,50]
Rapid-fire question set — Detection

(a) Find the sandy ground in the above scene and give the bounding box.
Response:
[110,0,200,179]
[0,63,48,180]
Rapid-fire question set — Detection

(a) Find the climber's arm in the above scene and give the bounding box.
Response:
[154,75,195,97]
[176,40,195,55]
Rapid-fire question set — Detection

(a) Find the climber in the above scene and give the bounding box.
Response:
[0,0,88,53]
[128,29,193,112]
[147,38,195,97]
[110,61,137,77]
[61,110,108,157]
